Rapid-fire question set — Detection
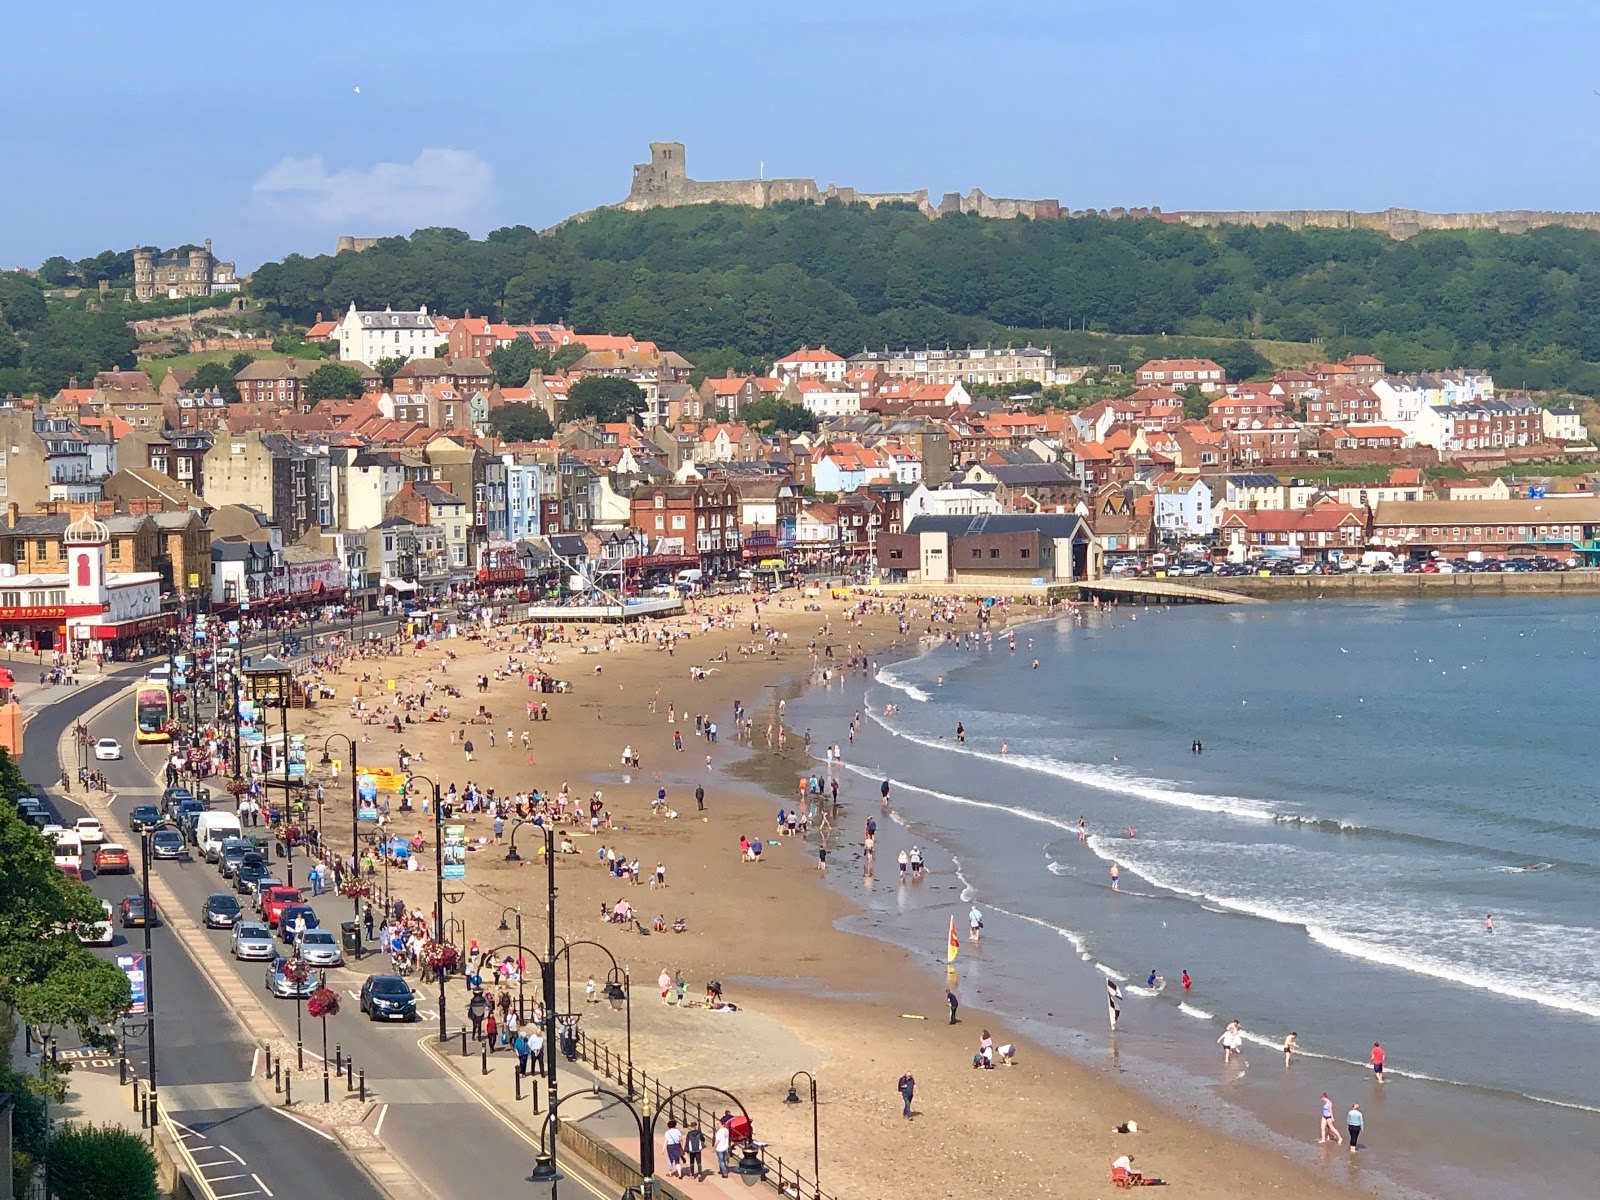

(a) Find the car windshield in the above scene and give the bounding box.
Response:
[209,895,240,910]
[238,923,269,938]
[302,931,334,944]
[373,978,411,995]
[153,831,181,845]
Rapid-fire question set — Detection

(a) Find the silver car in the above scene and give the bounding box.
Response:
[264,955,323,999]
[296,928,345,968]
[231,921,275,961]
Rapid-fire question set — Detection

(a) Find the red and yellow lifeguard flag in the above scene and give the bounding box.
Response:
[947,915,960,963]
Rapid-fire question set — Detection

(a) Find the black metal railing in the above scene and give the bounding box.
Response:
[573,1029,834,1200]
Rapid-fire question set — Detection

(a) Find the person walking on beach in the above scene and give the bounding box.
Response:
[1078,816,1087,843]
[1347,1103,1364,1151]
[969,905,983,943]
[695,783,705,811]
[1371,1042,1385,1082]
[1319,1094,1342,1145]
[946,987,960,1024]
[1110,861,1120,891]
[1283,1031,1298,1067]
[897,1071,916,1119]
[1218,1021,1242,1064]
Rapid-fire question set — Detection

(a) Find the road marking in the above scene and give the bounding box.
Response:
[208,1175,248,1183]
[192,1159,233,1168]
[213,1190,264,1199]
[373,1102,388,1139]
[250,1047,260,1077]
[252,1175,275,1198]
[170,1120,205,1139]
[267,1106,336,1142]
[221,1145,246,1166]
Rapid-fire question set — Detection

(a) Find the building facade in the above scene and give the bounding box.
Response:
[133,239,238,301]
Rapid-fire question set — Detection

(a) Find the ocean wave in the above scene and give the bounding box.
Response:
[1095,963,1128,981]
[837,760,1080,837]
[875,669,930,702]
[1490,862,1554,873]
[1178,1002,1214,1020]
[865,712,1276,822]
[977,902,1089,955]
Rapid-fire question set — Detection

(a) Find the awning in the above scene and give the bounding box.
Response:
[384,579,418,593]
[90,615,170,638]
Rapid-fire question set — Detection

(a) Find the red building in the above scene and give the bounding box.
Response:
[629,482,742,574]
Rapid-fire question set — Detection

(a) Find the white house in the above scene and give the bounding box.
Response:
[772,346,847,385]
[903,483,1001,519]
[795,381,861,419]
[1152,478,1214,537]
[334,303,446,364]
[1543,406,1589,443]
[1373,377,1428,426]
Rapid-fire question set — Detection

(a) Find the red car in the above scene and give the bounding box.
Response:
[94,844,132,874]
[263,887,304,928]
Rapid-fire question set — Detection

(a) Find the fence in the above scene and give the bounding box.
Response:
[574,1030,834,1200]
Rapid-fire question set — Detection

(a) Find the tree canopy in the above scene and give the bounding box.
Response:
[566,375,645,423]
[737,397,817,433]
[242,205,1600,397]
[488,339,541,387]
[188,359,244,401]
[304,361,368,403]
[485,400,553,441]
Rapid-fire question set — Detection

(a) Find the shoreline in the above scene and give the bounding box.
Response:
[290,596,1383,1200]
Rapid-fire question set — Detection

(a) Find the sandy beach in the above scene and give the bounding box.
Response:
[293,595,1381,1200]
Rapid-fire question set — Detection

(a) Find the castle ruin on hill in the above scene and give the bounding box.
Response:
[616,142,1600,240]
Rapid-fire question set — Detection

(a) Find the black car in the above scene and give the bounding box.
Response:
[235,861,270,895]
[277,904,319,944]
[360,975,418,1022]
[203,893,243,928]
[176,801,205,840]
[161,787,196,817]
[150,829,185,860]
[129,805,161,833]
[120,894,156,928]
[218,841,256,879]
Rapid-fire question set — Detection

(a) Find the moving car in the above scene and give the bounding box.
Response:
[129,805,161,833]
[93,738,123,761]
[203,893,243,928]
[231,921,275,961]
[150,829,185,860]
[120,895,156,928]
[74,817,106,845]
[296,928,344,967]
[264,954,323,999]
[14,796,44,818]
[79,900,115,947]
[52,832,82,871]
[93,844,132,874]
[262,887,304,928]
[359,974,418,1021]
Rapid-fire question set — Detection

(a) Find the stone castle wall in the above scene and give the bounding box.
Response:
[607,144,1600,240]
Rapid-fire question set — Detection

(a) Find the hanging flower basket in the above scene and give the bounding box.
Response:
[421,941,460,972]
[226,778,250,797]
[307,986,341,1019]
[282,958,312,986]
[337,881,373,899]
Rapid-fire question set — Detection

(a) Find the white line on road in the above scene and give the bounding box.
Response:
[170,1119,205,1139]
[191,1159,234,1169]
[266,1106,335,1142]
[212,1190,264,1199]
[251,1174,275,1198]
[221,1145,246,1166]
[250,1047,260,1077]
[207,1175,248,1183]
[373,1102,388,1139]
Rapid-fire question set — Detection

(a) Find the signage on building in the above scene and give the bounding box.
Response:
[0,606,66,620]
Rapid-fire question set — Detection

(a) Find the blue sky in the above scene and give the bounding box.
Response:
[4,0,1598,270]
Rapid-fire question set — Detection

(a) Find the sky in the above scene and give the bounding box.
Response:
[4,0,1599,271]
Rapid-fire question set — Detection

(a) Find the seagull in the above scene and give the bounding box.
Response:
[354,86,362,94]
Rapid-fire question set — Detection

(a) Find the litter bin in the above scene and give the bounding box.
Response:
[342,921,361,954]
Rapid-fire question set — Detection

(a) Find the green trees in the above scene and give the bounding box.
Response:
[485,401,554,441]
[566,376,645,423]
[488,340,542,387]
[20,309,138,394]
[188,360,243,401]
[304,362,368,403]
[45,1125,161,1200]
[373,356,408,389]
[738,397,817,433]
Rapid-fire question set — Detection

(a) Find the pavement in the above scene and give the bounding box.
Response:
[14,636,658,1200]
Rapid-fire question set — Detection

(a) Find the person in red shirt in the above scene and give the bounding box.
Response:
[1181,969,1192,992]
[1370,1042,1385,1081]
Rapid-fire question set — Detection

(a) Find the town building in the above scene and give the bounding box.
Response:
[874,513,1097,585]
[772,346,848,385]
[333,303,447,364]
[1135,359,1226,393]
[1370,497,1600,561]
[628,482,741,574]
[1218,503,1368,556]
[849,346,1058,387]
[133,239,238,301]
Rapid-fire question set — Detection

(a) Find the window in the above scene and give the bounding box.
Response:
[110,542,121,561]
[1020,548,1030,559]
[971,549,981,559]
[34,539,47,559]
[989,549,1000,559]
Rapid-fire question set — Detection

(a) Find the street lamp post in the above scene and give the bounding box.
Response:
[497,906,525,1018]
[402,771,449,1042]
[243,653,295,845]
[319,734,361,959]
[784,1070,821,1200]
[137,817,183,1140]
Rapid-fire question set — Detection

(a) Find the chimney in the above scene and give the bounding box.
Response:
[6,503,17,528]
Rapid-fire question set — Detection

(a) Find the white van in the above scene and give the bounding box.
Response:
[53,831,83,870]
[146,663,172,683]
[195,811,244,863]
[674,568,704,588]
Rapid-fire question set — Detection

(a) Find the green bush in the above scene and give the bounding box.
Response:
[45,1124,159,1200]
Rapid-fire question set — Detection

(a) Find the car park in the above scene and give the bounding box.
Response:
[264,955,323,999]
[204,893,243,928]
[79,901,115,947]
[150,829,185,860]
[231,921,275,961]
[297,928,344,967]
[73,817,106,845]
[93,738,122,761]
[129,805,161,833]
[360,974,418,1021]
[120,895,156,928]
[93,844,132,874]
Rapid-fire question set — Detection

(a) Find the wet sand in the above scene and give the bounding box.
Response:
[296,596,1382,1200]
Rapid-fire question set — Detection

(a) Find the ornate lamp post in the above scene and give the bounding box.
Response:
[402,771,450,1042]
[319,733,362,958]
[783,1070,821,1200]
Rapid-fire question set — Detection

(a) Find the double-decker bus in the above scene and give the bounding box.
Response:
[134,682,172,744]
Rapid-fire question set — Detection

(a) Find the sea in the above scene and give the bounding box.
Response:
[783,596,1600,1199]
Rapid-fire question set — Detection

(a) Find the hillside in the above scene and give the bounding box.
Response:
[245,204,1600,395]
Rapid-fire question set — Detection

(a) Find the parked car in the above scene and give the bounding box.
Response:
[93,738,122,761]
[264,955,323,999]
[129,805,161,833]
[360,974,419,1022]
[150,829,185,860]
[120,895,156,928]
[79,900,115,947]
[93,844,132,874]
[277,904,319,944]
[296,928,344,967]
[218,841,256,879]
[234,861,271,895]
[203,893,244,928]
[161,787,196,817]
[262,887,304,928]
[231,921,275,961]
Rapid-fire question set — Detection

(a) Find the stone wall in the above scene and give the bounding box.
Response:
[335,236,381,254]
[1168,207,1600,240]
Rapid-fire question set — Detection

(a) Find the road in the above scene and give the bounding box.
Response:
[32,660,614,1200]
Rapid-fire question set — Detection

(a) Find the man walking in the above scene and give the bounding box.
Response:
[946,988,959,1025]
[713,1120,731,1177]
[897,1071,916,1119]
[684,1124,705,1180]
[695,784,705,812]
